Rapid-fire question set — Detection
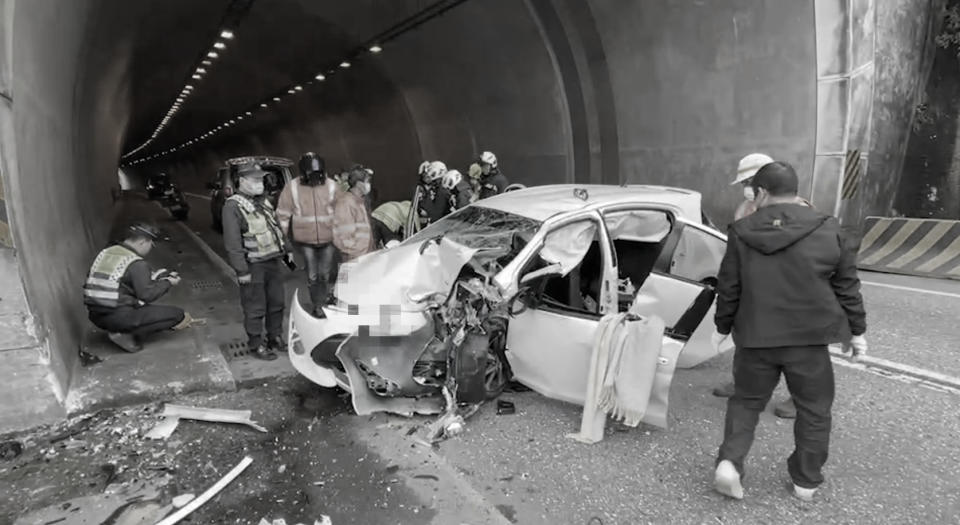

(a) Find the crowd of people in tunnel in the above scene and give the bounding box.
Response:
[84,149,511,361]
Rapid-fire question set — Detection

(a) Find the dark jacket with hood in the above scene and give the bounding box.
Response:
[715,203,866,349]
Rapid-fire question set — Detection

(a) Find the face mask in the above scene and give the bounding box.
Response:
[240,177,264,196]
[360,181,372,195]
[743,186,755,201]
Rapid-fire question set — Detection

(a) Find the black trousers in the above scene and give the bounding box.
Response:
[371,218,400,247]
[89,304,185,338]
[240,259,286,348]
[717,345,834,489]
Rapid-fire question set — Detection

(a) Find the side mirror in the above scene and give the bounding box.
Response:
[520,263,563,285]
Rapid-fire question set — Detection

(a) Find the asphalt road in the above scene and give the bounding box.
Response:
[49,192,950,524]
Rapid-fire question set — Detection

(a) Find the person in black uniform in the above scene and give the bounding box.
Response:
[222,164,295,361]
[477,151,509,200]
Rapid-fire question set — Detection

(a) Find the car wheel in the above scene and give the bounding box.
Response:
[484,350,508,400]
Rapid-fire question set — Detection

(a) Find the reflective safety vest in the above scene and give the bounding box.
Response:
[228,194,284,262]
[83,244,142,308]
[372,201,411,234]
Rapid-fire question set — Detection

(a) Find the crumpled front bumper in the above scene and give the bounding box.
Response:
[286,289,431,392]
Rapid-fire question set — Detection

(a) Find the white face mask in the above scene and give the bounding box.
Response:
[239,177,264,196]
[743,186,756,201]
[359,181,372,195]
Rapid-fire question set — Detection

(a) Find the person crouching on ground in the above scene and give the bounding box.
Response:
[84,223,188,353]
[333,166,376,262]
[222,164,295,361]
[711,161,867,502]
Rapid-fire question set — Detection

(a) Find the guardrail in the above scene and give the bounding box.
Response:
[857,216,960,280]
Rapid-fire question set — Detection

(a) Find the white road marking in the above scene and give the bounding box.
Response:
[860,280,960,300]
[184,192,212,201]
[828,345,960,394]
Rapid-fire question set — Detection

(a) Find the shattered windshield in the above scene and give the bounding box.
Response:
[406,206,541,252]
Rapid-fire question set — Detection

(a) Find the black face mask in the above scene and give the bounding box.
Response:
[304,171,326,186]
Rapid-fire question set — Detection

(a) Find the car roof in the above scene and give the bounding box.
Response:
[225,156,293,167]
[476,184,704,222]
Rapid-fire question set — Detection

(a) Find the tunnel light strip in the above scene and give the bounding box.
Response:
[120,26,239,160]
[123,0,470,167]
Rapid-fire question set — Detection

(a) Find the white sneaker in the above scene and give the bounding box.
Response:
[793,484,817,501]
[714,460,744,499]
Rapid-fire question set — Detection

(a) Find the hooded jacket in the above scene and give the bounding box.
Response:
[276,176,342,245]
[715,203,866,349]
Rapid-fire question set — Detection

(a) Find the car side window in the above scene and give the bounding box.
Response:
[525,219,605,316]
[669,224,726,286]
[602,209,671,311]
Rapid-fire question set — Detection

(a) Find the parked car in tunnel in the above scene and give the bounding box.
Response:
[208,156,294,231]
[287,184,731,420]
[145,172,172,200]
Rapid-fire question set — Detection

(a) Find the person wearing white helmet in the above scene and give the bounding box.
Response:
[441,169,473,212]
[415,160,452,226]
[477,151,509,199]
[731,153,774,221]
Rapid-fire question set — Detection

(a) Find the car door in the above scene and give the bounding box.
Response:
[504,213,616,405]
[628,218,730,369]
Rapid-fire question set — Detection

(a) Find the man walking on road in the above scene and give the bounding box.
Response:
[223,164,294,361]
[84,223,189,353]
[277,152,342,317]
[711,161,867,501]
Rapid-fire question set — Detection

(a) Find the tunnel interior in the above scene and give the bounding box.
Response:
[0,0,826,427]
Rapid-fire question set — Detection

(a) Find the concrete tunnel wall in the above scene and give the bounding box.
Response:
[2,0,887,431]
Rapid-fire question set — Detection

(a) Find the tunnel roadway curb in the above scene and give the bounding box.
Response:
[828,345,960,392]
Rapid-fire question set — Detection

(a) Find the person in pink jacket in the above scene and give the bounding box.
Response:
[332,166,376,262]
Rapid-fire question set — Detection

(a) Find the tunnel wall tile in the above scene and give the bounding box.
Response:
[816,78,850,155]
[815,0,850,77]
[813,154,844,213]
[848,64,875,153]
[851,0,876,69]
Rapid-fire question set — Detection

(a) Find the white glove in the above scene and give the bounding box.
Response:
[711,331,730,352]
[843,334,868,362]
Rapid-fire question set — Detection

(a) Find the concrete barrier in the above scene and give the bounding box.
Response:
[857,216,960,280]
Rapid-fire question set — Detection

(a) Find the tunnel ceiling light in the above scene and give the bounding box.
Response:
[260,103,268,108]
[315,73,326,81]
[287,88,295,94]
[213,41,226,50]
[207,51,219,58]
[340,61,351,68]
[202,60,213,66]
[273,96,281,101]
[196,67,207,74]
[369,45,382,53]
[192,74,202,79]
[245,110,252,115]
[184,85,194,90]
[294,85,303,91]
[220,29,235,39]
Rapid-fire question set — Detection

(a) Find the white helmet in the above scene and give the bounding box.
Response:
[441,170,463,190]
[479,151,497,168]
[424,161,447,183]
[418,161,431,176]
[733,153,773,185]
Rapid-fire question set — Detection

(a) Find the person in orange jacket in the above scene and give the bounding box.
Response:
[332,166,376,262]
[276,153,343,316]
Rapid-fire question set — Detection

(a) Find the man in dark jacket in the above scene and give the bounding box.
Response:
[711,161,867,502]
[477,151,509,200]
[84,223,187,352]
[223,164,294,360]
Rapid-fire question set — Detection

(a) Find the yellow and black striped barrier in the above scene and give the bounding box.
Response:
[857,216,960,280]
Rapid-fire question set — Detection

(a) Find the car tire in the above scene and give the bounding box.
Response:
[484,349,508,400]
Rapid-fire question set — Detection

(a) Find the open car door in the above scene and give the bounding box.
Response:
[506,207,692,428]
[629,218,730,368]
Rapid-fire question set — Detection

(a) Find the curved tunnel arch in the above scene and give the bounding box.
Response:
[0,0,834,428]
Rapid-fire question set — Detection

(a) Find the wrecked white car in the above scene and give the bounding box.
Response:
[287,184,728,421]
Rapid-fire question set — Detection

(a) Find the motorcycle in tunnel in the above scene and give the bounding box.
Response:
[160,184,190,221]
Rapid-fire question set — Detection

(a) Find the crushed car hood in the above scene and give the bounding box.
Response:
[334,237,482,311]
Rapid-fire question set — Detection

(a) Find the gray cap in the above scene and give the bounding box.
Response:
[236,163,268,179]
